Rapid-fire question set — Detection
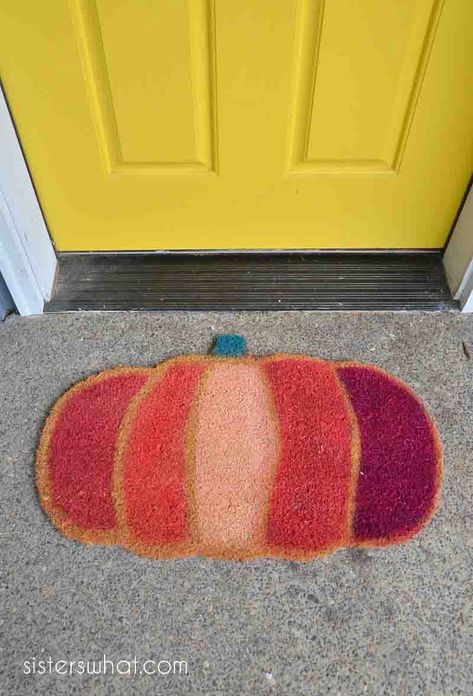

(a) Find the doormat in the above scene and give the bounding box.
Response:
[36,335,442,561]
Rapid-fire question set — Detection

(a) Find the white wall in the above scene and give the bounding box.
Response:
[443,186,473,311]
[0,88,57,315]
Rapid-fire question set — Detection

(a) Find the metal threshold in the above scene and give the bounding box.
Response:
[45,251,457,312]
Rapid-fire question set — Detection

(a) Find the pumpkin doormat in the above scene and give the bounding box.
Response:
[36,335,442,561]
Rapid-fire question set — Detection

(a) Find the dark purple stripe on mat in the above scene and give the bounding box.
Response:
[337,366,438,542]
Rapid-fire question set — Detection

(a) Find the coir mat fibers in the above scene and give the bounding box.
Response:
[36,335,442,561]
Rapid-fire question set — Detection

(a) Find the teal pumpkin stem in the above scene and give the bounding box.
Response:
[212,334,247,357]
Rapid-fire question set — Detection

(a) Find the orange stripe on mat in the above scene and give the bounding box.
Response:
[120,360,206,547]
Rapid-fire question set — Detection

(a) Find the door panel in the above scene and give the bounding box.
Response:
[0,0,472,250]
[83,0,217,172]
[291,0,440,172]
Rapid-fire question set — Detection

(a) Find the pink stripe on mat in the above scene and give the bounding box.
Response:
[337,365,439,543]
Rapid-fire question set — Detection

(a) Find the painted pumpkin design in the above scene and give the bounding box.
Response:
[36,335,442,560]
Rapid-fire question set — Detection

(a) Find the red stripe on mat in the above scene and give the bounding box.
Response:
[263,358,353,552]
[48,372,149,530]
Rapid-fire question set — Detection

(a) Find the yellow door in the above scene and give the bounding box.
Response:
[1,0,472,251]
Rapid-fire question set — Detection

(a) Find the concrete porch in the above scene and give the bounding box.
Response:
[0,311,471,695]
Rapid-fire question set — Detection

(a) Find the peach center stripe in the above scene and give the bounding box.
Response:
[193,363,278,553]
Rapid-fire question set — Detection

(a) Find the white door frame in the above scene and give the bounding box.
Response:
[443,185,473,312]
[0,86,56,316]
